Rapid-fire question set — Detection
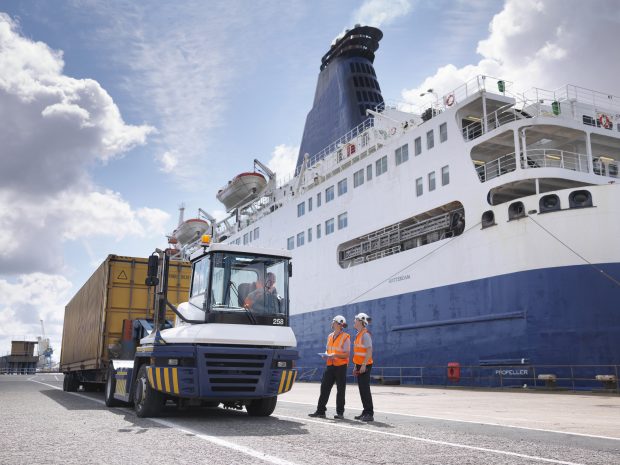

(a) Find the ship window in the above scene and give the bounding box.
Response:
[376,155,388,176]
[359,105,366,116]
[308,197,313,212]
[338,212,348,230]
[236,238,241,245]
[349,63,355,73]
[441,165,450,185]
[326,218,335,235]
[287,237,294,250]
[395,144,409,165]
[308,227,312,243]
[582,115,595,126]
[353,169,364,187]
[353,76,359,87]
[366,164,373,180]
[427,130,435,149]
[355,63,361,73]
[414,137,422,156]
[428,172,436,191]
[317,192,322,207]
[338,178,348,196]
[249,230,253,242]
[297,202,305,217]
[254,227,259,240]
[416,177,423,197]
[243,233,249,245]
[361,91,367,101]
[356,91,362,101]
[317,224,321,239]
[440,122,448,142]
[370,67,376,77]
[326,186,335,202]
[363,76,370,87]
[297,232,305,247]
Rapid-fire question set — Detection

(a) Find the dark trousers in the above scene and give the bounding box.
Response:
[316,364,347,414]
[355,363,374,415]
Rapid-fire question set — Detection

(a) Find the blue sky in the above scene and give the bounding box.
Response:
[1,0,618,358]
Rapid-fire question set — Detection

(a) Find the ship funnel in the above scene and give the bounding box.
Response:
[296,25,383,173]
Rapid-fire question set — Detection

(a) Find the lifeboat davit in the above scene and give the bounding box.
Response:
[216,172,267,211]
[171,218,210,246]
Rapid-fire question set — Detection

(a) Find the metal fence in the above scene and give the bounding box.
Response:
[295,364,620,394]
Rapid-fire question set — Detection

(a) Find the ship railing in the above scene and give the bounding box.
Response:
[522,149,590,173]
[475,152,518,182]
[295,364,620,393]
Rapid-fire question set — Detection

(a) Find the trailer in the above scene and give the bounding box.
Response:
[60,255,190,391]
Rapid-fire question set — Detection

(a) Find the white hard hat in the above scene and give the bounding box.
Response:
[332,315,347,326]
[355,313,372,326]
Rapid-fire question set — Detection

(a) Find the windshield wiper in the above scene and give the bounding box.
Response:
[243,306,257,325]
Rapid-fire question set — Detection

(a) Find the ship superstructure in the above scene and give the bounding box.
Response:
[187,27,620,386]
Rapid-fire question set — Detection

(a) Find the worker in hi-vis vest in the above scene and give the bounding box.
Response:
[308,315,351,420]
[352,313,374,422]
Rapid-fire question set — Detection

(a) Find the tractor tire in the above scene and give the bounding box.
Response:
[246,396,277,417]
[105,366,123,407]
[133,365,164,418]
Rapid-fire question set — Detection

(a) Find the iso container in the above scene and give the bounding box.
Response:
[60,255,190,372]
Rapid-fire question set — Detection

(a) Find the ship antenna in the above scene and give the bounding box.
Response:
[177,203,185,226]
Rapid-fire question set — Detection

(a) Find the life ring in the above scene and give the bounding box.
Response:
[598,114,612,129]
[445,94,455,107]
[390,127,397,135]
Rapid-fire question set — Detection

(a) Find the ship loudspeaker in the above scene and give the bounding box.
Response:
[481,210,495,229]
[508,201,526,221]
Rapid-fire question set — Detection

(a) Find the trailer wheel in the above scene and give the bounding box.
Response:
[246,396,277,417]
[105,366,122,407]
[134,365,164,418]
[63,373,79,392]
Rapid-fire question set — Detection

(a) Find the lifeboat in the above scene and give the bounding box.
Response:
[216,172,267,211]
[171,218,210,246]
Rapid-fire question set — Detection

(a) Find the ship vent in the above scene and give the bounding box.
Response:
[569,190,593,209]
[508,201,526,221]
[539,194,561,213]
[481,210,496,228]
[337,201,464,268]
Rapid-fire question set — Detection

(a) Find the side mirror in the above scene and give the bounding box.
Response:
[288,262,293,278]
[145,254,160,286]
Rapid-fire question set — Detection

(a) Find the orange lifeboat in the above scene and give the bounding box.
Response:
[216,172,267,211]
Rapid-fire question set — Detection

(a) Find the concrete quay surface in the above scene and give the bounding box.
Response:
[0,374,618,465]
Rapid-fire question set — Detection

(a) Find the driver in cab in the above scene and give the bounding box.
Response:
[244,272,281,313]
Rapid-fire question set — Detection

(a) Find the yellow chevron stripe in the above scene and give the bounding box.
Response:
[172,368,179,394]
[278,370,287,394]
[155,367,162,391]
[147,367,155,388]
[117,379,126,395]
[163,368,171,393]
[285,370,294,392]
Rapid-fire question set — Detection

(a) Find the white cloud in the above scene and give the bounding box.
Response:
[267,144,299,182]
[353,0,413,27]
[158,150,179,173]
[402,0,620,107]
[0,14,165,276]
[0,273,72,359]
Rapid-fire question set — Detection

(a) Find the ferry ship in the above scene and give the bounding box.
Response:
[175,26,620,387]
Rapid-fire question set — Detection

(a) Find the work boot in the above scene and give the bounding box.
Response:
[333,413,344,420]
[308,411,326,418]
[354,413,364,420]
[359,414,374,422]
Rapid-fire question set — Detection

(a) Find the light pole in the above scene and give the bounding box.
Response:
[419,88,439,119]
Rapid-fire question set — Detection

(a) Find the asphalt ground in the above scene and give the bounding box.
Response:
[0,374,618,465]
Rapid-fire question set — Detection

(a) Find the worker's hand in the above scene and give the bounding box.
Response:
[359,364,367,374]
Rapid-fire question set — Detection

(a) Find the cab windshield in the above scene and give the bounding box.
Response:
[189,251,290,325]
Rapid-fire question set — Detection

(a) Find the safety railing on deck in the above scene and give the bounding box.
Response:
[474,149,598,183]
[296,364,620,394]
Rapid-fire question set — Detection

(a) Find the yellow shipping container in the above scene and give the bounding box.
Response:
[60,255,191,372]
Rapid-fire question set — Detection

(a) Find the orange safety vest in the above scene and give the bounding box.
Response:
[326,331,350,366]
[353,328,373,365]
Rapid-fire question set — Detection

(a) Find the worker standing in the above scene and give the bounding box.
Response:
[308,315,351,419]
[353,313,374,421]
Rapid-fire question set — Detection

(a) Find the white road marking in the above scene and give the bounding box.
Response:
[280,399,620,442]
[30,379,301,465]
[277,414,585,465]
